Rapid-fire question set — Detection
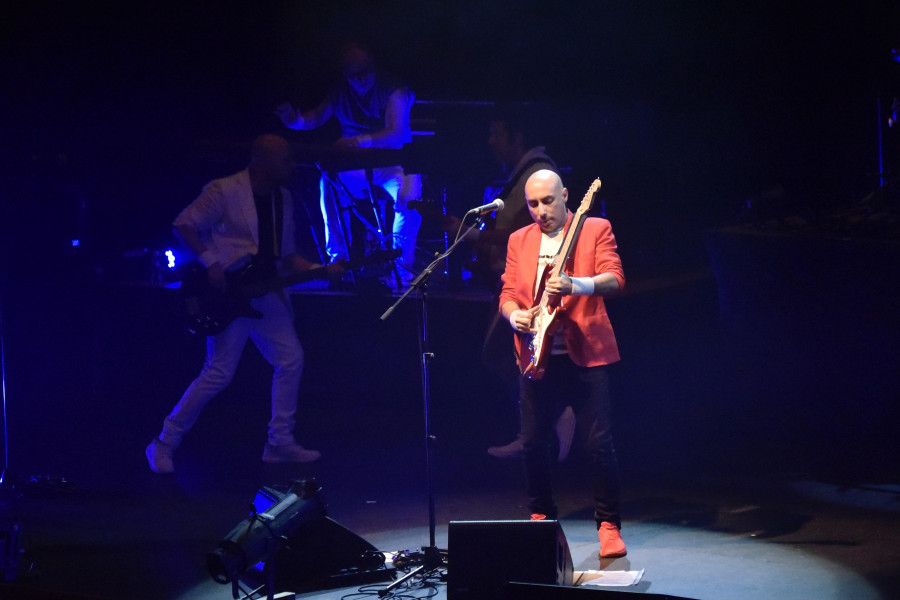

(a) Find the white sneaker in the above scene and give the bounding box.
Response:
[145,439,175,474]
[487,434,525,459]
[262,442,321,464]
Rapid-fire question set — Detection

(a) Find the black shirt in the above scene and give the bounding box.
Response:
[254,191,283,261]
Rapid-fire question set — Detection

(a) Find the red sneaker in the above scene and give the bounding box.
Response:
[530,513,548,521]
[598,521,627,558]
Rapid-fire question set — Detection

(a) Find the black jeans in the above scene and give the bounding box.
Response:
[520,354,621,528]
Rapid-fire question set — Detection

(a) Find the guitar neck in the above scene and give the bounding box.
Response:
[550,214,587,280]
[278,248,402,289]
[538,178,601,307]
[280,265,327,288]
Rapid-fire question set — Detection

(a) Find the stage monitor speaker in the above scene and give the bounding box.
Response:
[447,519,573,600]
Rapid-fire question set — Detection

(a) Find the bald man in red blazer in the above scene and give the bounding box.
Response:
[500,215,624,367]
[499,169,628,559]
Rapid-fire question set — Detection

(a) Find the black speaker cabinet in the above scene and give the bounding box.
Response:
[448,520,574,600]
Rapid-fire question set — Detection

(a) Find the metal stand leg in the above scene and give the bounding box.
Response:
[294,181,326,265]
[318,167,354,263]
[0,289,8,487]
[320,167,406,290]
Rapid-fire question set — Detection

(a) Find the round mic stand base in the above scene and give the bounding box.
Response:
[378,545,446,597]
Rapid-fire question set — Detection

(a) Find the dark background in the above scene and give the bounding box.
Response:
[0,7,899,599]
[2,1,899,270]
[0,2,899,483]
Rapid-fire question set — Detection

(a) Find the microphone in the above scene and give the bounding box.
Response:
[466,199,505,215]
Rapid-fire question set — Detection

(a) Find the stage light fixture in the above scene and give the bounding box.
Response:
[207,478,326,586]
[206,478,393,599]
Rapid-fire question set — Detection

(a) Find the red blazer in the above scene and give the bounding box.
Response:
[499,214,625,367]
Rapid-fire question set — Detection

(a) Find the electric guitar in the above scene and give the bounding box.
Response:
[180,249,400,336]
[517,178,601,380]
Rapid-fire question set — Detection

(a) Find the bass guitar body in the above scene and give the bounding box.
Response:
[179,258,275,337]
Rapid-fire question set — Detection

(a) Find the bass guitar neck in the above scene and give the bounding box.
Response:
[180,249,400,336]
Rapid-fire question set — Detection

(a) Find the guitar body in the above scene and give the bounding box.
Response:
[179,260,270,337]
[518,264,563,380]
[516,178,601,380]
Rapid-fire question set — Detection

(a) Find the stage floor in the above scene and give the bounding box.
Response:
[1,270,898,600]
[2,467,899,600]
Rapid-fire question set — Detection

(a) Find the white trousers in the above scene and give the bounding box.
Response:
[160,291,304,448]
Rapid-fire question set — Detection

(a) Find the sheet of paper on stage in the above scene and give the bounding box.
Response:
[577,568,644,587]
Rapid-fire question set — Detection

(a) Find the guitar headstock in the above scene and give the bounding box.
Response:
[574,178,601,217]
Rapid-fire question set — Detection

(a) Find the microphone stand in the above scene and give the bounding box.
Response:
[379,215,485,593]
[0,284,8,488]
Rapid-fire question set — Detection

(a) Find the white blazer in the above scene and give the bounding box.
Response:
[173,169,296,269]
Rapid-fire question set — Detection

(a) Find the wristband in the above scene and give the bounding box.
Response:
[509,309,524,330]
[570,276,595,295]
[355,134,373,148]
[198,250,219,268]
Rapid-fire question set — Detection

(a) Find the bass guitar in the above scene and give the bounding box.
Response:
[518,178,601,380]
[180,249,400,336]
